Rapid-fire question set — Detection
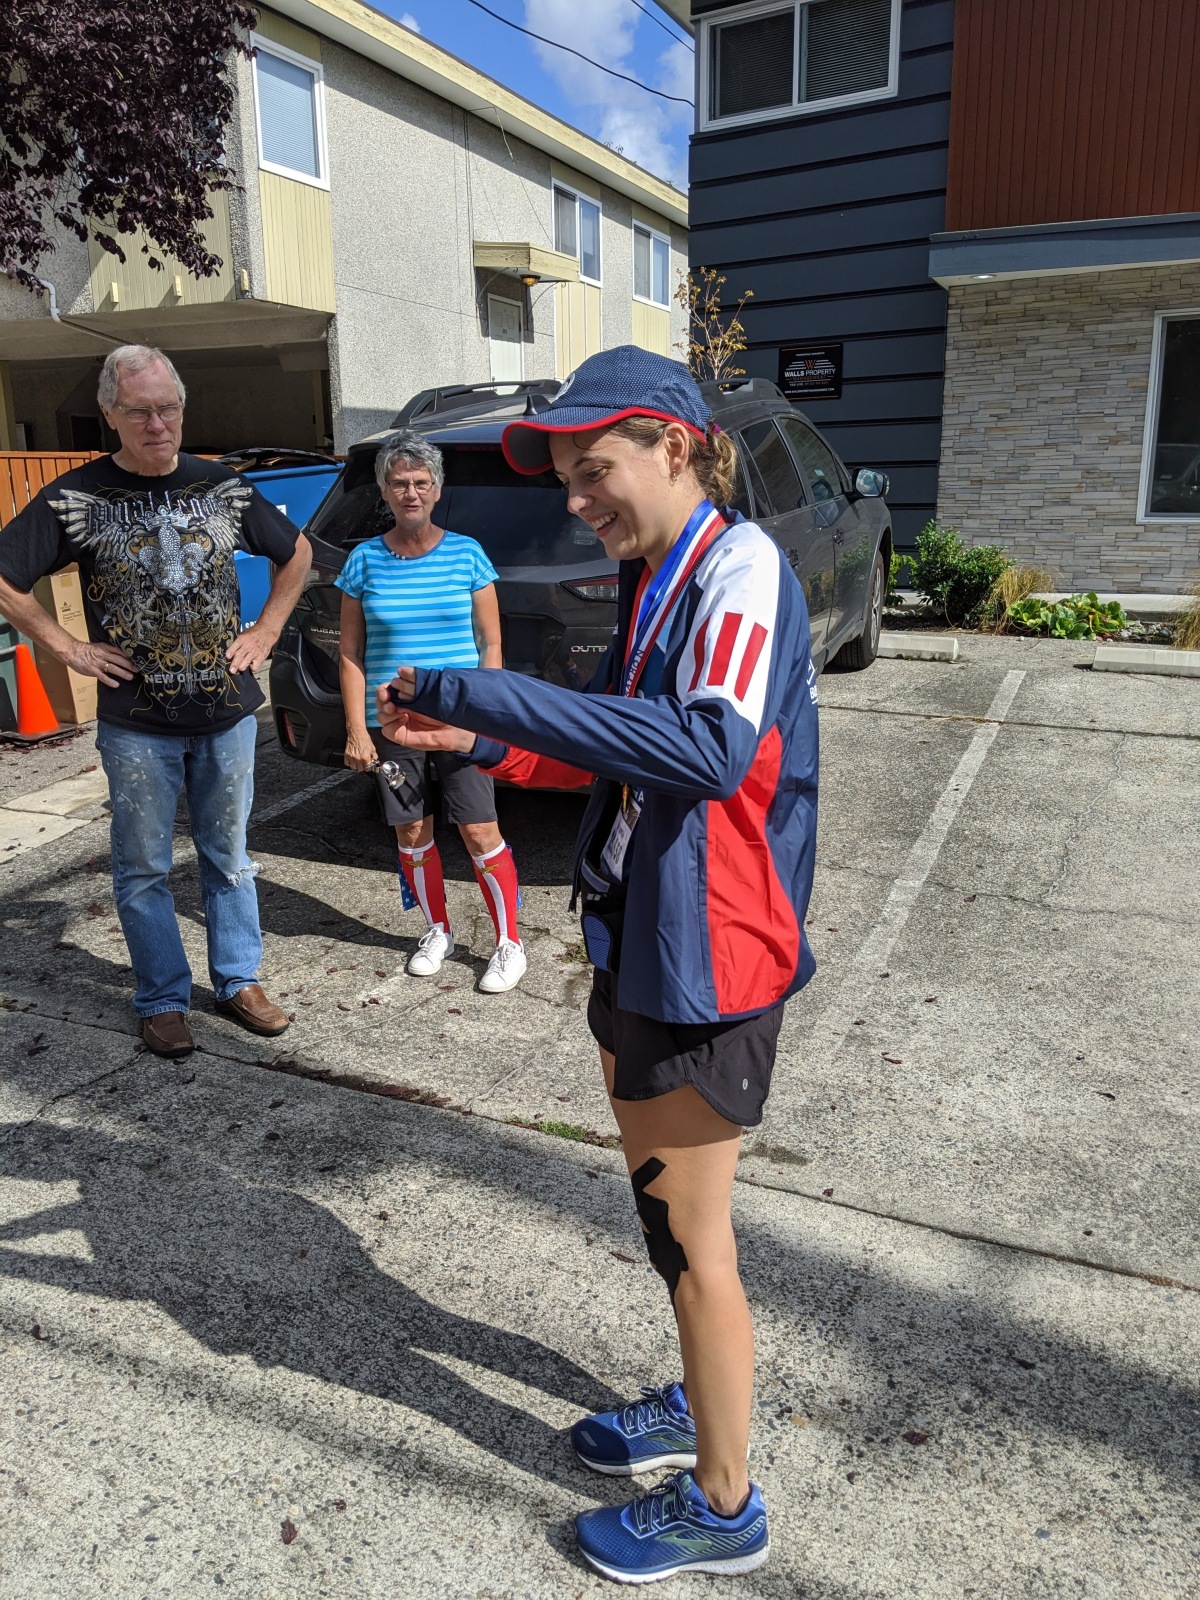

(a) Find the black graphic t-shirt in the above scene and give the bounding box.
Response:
[0,453,300,735]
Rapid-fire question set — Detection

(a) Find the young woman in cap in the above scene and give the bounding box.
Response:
[376,346,819,1584]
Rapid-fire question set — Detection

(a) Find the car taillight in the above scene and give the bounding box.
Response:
[280,711,298,747]
[560,576,619,602]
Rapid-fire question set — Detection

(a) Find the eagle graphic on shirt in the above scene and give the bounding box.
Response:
[48,477,256,721]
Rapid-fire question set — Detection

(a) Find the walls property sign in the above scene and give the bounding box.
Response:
[778,343,843,401]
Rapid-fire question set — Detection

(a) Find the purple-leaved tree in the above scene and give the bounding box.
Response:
[1,1,259,292]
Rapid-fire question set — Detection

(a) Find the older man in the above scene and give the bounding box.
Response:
[0,344,312,1057]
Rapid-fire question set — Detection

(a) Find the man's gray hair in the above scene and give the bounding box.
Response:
[375,431,444,494]
[97,345,187,410]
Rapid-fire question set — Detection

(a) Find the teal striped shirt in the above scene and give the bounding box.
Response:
[336,532,499,726]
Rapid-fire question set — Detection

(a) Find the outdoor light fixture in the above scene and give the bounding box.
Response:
[520,273,540,287]
[974,273,996,280]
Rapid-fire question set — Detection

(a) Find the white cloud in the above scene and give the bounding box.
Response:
[522,0,691,188]
[399,10,421,31]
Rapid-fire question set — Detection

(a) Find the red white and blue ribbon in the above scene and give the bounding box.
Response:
[622,500,725,698]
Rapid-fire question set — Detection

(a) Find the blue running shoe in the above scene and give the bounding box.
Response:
[572,1382,697,1476]
[575,1471,769,1584]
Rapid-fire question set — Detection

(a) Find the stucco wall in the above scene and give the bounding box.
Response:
[319,41,686,449]
[937,266,1200,591]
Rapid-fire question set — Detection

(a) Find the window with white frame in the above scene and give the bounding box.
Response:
[1141,311,1200,519]
[701,0,899,129]
[554,183,602,284]
[634,223,671,307]
[252,35,328,186]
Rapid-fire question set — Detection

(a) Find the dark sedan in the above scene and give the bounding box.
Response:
[269,378,891,766]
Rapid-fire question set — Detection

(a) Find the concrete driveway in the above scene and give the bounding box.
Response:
[1,634,1197,1598]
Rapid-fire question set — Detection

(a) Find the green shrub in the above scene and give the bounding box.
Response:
[1006,592,1126,640]
[910,520,1011,626]
[886,551,911,605]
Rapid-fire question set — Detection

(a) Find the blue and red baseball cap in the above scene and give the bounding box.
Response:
[502,344,711,475]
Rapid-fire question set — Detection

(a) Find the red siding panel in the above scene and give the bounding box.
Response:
[945,0,1200,231]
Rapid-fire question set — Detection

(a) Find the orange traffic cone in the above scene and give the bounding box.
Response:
[14,643,60,738]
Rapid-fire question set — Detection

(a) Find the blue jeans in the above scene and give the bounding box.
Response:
[97,716,263,1017]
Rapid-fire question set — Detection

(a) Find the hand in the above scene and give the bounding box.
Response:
[344,728,377,772]
[376,667,417,728]
[226,624,278,674]
[382,709,474,755]
[66,639,138,687]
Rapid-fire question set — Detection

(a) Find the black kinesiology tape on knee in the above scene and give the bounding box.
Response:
[631,1157,689,1301]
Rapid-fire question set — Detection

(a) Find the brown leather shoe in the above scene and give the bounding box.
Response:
[215,983,290,1036]
[141,1011,194,1058]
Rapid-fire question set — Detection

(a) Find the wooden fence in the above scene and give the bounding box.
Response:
[0,452,102,527]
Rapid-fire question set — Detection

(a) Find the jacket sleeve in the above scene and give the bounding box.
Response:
[411,664,760,801]
[411,531,791,801]
[481,743,594,790]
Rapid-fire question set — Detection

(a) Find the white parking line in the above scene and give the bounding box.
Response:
[807,669,1026,1072]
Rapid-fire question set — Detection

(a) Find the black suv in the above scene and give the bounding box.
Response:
[269,378,891,766]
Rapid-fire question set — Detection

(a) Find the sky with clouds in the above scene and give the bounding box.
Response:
[377,0,694,190]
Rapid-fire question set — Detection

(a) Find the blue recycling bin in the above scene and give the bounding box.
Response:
[242,462,341,530]
[234,462,341,627]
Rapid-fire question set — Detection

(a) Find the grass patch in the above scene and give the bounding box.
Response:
[981,565,1058,632]
[1176,585,1200,651]
[507,1116,621,1149]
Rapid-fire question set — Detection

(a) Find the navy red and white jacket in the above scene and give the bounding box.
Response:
[407,510,819,1025]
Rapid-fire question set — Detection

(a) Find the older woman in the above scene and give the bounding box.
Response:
[376,347,820,1583]
[337,430,525,993]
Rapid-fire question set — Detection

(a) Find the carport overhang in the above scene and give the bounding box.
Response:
[929,212,1200,287]
[0,299,332,362]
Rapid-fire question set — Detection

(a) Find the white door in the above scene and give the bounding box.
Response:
[488,295,524,383]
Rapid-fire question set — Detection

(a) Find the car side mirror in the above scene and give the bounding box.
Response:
[855,467,888,499]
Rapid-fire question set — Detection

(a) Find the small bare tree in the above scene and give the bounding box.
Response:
[674,266,754,383]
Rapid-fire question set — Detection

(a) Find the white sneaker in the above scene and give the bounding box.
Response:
[479,938,527,994]
[407,925,454,977]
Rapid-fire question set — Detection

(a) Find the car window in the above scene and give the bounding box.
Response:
[306,443,601,567]
[777,412,848,502]
[738,420,805,515]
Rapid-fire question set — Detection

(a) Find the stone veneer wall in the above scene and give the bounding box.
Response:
[936,265,1200,592]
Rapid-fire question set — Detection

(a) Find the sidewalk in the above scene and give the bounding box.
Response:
[1,635,1198,1597]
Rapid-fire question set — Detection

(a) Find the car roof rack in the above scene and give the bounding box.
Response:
[698,377,787,403]
[390,380,559,428]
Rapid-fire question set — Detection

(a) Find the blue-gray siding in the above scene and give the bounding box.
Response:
[689,0,955,547]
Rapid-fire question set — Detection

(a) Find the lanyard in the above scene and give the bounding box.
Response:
[621,500,726,699]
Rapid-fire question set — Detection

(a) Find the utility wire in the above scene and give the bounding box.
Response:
[460,0,694,104]
[627,0,693,50]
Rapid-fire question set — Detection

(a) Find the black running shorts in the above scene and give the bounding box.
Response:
[586,968,783,1128]
[369,729,497,827]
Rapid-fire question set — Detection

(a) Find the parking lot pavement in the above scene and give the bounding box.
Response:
[2,634,1199,1597]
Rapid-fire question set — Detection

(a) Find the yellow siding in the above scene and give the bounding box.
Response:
[254,8,322,58]
[87,193,234,313]
[554,282,602,379]
[260,172,336,313]
[632,301,671,357]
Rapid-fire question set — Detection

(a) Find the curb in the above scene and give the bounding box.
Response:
[878,632,960,662]
[1092,645,1200,678]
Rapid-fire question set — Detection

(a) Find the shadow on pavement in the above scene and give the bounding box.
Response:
[0,1116,621,1494]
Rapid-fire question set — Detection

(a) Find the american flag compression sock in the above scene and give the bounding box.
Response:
[471,840,521,947]
[397,842,450,931]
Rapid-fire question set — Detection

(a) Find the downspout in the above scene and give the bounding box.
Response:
[28,274,127,348]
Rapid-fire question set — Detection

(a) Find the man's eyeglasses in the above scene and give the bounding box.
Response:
[115,402,184,425]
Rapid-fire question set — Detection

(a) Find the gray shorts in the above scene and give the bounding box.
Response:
[369,728,497,827]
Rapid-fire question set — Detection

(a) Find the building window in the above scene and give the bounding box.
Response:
[252,35,328,187]
[634,224,671,307]
[701,0,899,130]
[554,183,602,284]
[1141,312,1200,519]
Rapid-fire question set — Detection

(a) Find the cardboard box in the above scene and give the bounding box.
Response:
[32,564,98,725]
